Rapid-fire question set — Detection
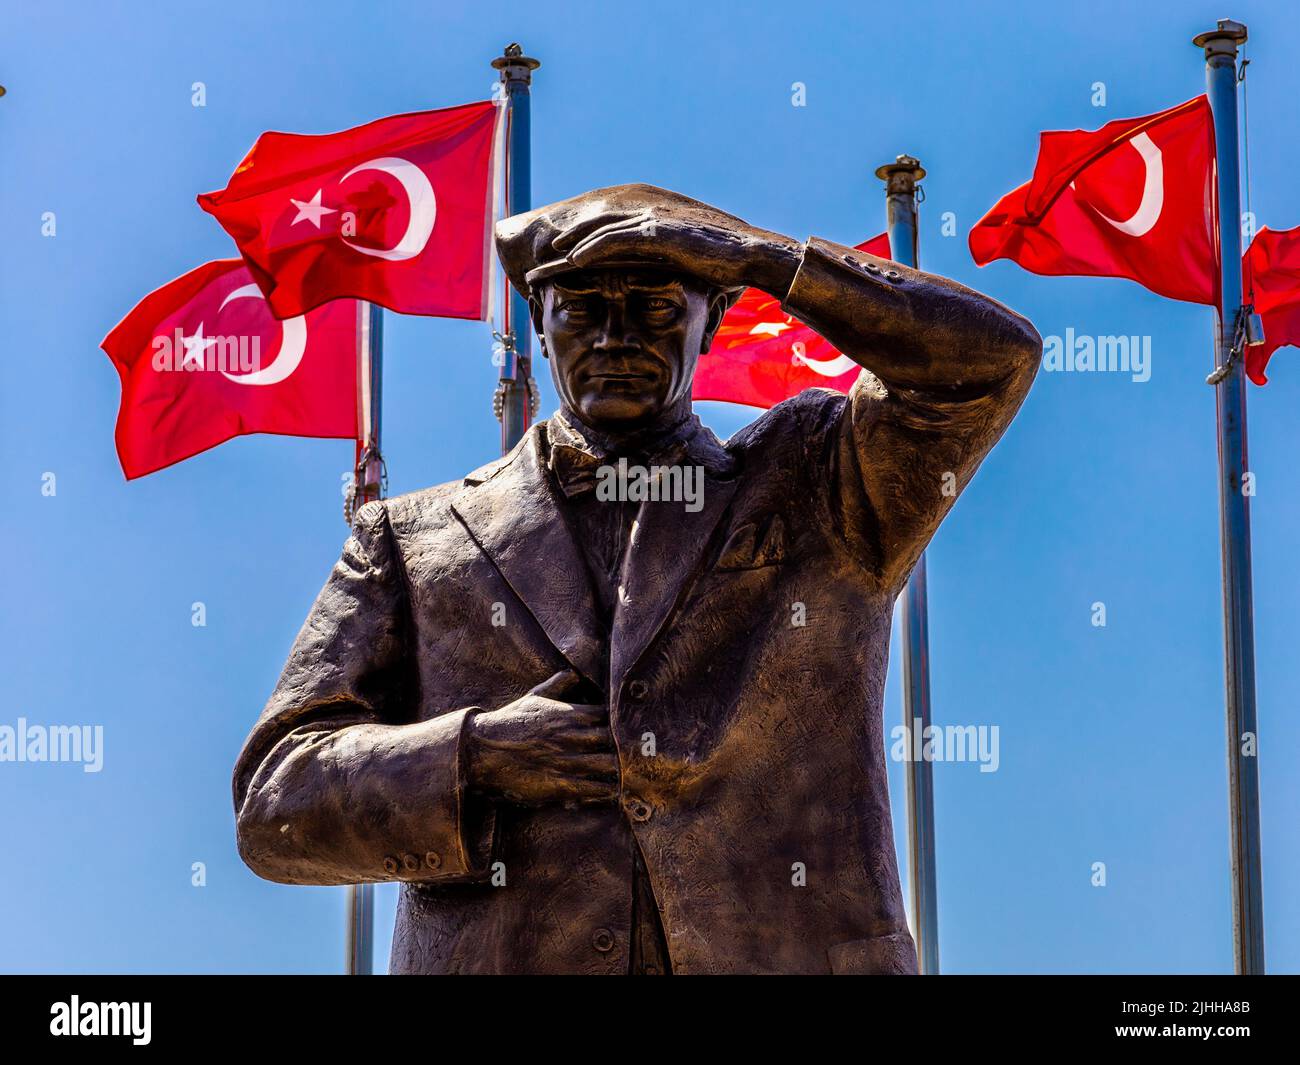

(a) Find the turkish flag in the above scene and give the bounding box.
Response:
[1244,226,1300,385]
[101,259,358,479]
[198,101,499,320]
[693,234,891,409]
[970,96,1218,306]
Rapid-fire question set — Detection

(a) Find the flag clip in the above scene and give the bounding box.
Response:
[492,376,540,421]
[1206,304,1263,386]
[344,445,389,524]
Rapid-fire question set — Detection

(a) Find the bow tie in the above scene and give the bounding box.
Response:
[547,408,699,500]
[549,442,610,498]
[545,410,706,498]
[549,439,694,498]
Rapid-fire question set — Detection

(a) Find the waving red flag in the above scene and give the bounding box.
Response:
[694,234,891,409]
[970,96,1217,306]
[101,260,358,479]
[1244,226,1300,385]
[198,101,498,320]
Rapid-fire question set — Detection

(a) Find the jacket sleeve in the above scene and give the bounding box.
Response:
[782,237,1042,592]
[231,500,495,886]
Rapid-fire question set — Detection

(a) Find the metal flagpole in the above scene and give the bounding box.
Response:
[345,301,385,975]
[1193,18,1265,975]
[876,155,939,975]
[492,43,540,455]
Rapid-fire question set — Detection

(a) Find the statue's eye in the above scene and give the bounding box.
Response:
[558,297,597,315]
[643,297,676,313]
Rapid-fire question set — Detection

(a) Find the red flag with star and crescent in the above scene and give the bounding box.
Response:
[693,234,891,409]
[101,259,359,479]
[198,101,499,320]
[969,96,1218,306]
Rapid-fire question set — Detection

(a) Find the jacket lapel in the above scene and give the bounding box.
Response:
[450,428,606,690]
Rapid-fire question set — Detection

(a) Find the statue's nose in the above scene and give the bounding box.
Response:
[591,301,631,350]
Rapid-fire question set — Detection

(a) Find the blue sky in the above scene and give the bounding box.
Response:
[1,0,1296,974]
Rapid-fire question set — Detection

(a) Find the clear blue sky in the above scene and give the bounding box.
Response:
[1,0,1295,974]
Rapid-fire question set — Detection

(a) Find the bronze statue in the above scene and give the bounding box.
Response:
[232,184,1040,974]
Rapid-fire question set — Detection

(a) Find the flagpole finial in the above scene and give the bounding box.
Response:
[492,42,541,81]
[875,155,926,196]
[1193,18,1247,54]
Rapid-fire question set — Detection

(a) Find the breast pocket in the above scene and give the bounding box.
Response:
[713,513,787,571]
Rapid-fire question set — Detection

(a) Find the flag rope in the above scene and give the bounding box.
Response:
[1239,44,1255,307]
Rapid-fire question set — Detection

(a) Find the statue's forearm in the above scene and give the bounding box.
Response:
[755,236,1041,393]
[758,236,1041,591]
[235,712,495,886]
[233,503,495,887]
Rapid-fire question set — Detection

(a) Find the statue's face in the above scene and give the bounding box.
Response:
[532,269,727,431]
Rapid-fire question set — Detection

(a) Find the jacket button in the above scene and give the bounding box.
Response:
[627,680,649,700]
[402,853,420,873]
[592,927,616,953]
[623,796,654,823]
[382,856,400,875]
[425,851,442,871]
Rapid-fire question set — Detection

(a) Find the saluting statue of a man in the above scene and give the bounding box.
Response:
[233,185,1040,974]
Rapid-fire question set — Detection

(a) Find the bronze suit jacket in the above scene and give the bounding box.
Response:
[232,237,1040,974]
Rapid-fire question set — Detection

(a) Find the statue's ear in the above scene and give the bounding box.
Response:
[528,294,545,339]
[699,289,730,353]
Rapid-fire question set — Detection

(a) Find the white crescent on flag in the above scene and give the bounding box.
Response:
[339,156,437,261]
[217,283,308,386]
[791,340,859,378]
[1073,131,1165,238]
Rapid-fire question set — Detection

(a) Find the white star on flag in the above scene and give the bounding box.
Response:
[289,189,338,229]
[179,323,217,370]
[749,321,793,337]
